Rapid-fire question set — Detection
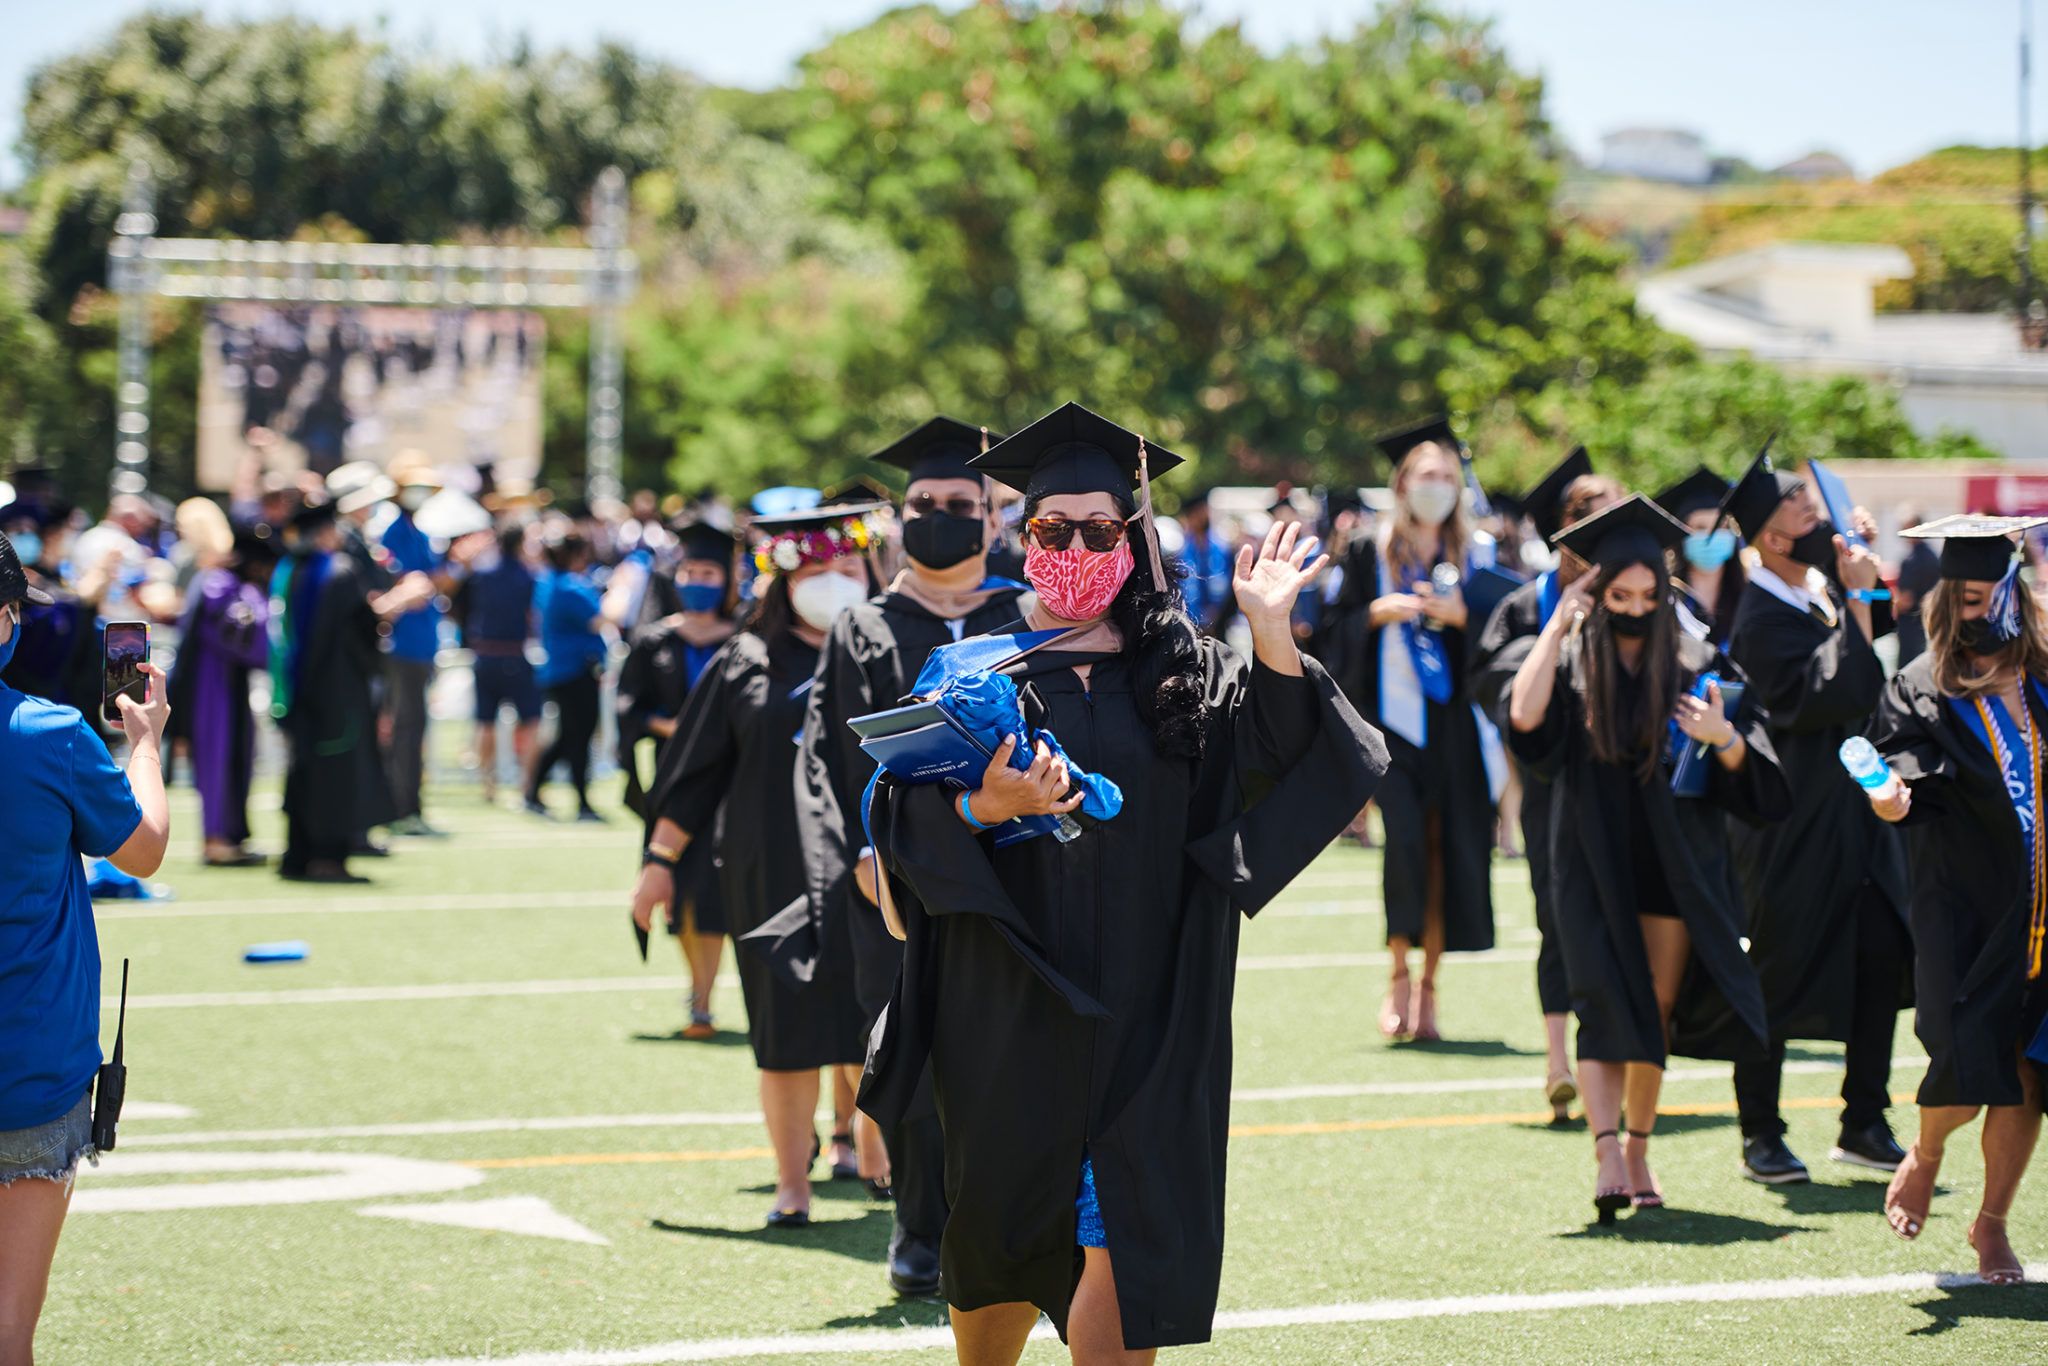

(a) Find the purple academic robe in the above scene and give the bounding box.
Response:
[183,569,271,843]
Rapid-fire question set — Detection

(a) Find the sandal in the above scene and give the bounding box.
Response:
[1378,982,1412,1039]
[1626,1129,1664,1209]
[829,1130,860,1181]
[1592,1130,1631,1225]
[681,1008,715,1041]
[1545,1070,1578,1123]
[765,1206,811,1228]
[1969,1210,2026,1285]
[1409,981,1441,1043]
[1884,1142,1937,1241]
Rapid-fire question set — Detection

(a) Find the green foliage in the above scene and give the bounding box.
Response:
[2,4,2014,509]
[1665,145,2048,313]
[0,250,65,473]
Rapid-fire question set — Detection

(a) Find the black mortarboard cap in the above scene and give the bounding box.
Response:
[970,401,1181,586]
[1901,514,2048,581]
[0,528,54,606]
[1374,416,1460,466]
[1654,467,1732,522]
[1521,446,1594,542]
[1551,494,1688,572]
[677,522,738,565]
[290,499,339,532]
[870,416,1006,487]
[969,401,1184,503]
[232,524,280,564]
[820,476,896,508]
[1717,437,1804,540]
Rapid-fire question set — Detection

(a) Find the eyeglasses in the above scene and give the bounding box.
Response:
[905,494,986,519]
[1027,518,1131,553]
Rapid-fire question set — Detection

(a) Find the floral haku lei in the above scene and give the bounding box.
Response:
[753,516,875,574]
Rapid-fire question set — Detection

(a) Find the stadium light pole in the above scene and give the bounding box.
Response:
[585,166,629,507]
[2024,0,2046,347]
[110,161,158,499]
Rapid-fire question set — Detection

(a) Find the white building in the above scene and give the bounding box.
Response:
[1600,128,1712,184]
[1637,241,2048,460]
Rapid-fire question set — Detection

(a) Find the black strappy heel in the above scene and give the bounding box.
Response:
[829,1129,860,1181]
[1627,1129,1664,1209]
[1593,1129,1631,1225]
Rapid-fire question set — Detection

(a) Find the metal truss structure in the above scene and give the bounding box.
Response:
[105,163,639,500]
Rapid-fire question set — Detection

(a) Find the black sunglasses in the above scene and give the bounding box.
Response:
[905,493,986,519]
[1027,518,1131,553]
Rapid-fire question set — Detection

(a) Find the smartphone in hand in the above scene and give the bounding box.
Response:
[102,621,149,724]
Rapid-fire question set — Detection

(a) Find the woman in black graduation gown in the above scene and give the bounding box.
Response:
[1470,454,1623,1122]
[627,505,879,1226]
[1654,467,1745,646]
[862,403,1387,1360]
[1507,496,1786,1220]
[1869,516,2048,1285]
[1335,419,1497,1041]
[618,522,739,1040]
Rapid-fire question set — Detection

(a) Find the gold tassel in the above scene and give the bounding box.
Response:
[1136,436,1168,589]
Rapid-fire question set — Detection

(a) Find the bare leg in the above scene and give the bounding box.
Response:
[0,1175,71,1366]
[949,1302,1039,1366]
[1068,1248,1158,1366]
[1381,939,1412,1038]
[758,1069,820,1216]
[1579,1060,1630,1203]
[1888,1105,1978,1239]
[678,906,724,1024]
[1969,1050,2044,1282]
[1545,1013,1576,1120]
[511,720,539,784]
[475,721,498,801]
[830,1065,861,1172]
[857,1111,891,1185]
[1412,815,1447,1041]
[1626,914,1690,1203]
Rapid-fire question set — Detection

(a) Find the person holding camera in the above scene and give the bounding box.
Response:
[0,526,170,1364]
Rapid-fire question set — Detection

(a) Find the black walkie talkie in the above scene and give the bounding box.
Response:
[92,958,129,1152]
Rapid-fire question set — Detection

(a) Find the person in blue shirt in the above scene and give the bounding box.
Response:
[0,527,170,1363]
[1173,488,1234,635]
[526,532,610,820]
[376,455,450,838]
[455,525,541,806]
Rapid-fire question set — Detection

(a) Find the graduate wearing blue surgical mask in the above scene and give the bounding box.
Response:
[1656,468,1747,647]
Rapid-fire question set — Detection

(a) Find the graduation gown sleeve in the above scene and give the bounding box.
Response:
[646,634,758,843]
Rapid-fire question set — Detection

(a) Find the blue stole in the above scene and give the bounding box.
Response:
[1376,543,1452,749]
[1951,681,2048,982]
[1536,569,1561,630]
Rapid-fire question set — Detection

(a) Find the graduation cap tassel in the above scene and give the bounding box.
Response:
[1989,556,2026,642]
[1135,437,1168,592]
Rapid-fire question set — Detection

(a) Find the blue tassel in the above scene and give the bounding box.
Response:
[1988,558,2025,643]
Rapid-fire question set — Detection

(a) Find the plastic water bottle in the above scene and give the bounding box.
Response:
[1424,562,1461,632]
[1839,736,1900,802]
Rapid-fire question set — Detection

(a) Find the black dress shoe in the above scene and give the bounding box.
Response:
[1831,1119,1907,1172]
[1741,1134,1811,1185]
[888,1231,941,1297]
[764,1207,810,1228]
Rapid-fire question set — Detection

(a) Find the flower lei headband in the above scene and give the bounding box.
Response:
[752,515,877,575]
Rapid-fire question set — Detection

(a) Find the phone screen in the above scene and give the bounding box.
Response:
[103,622,149,724]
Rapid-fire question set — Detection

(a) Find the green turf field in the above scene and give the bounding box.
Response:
[45,774,2048,1364]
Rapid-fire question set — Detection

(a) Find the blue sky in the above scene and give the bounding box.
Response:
[3,0,2037,186]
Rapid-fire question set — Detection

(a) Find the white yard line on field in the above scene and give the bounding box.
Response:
[96,891,625,921]
[121,1056,1929,1147]
[298,1265,2041,1366]
[105,951,1531,1010]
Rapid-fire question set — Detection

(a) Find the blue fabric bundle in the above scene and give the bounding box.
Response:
[938,668,1123,823]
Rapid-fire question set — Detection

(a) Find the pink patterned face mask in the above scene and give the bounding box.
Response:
[1025,539,1134,622]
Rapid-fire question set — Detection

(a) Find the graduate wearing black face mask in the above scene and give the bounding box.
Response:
[1868,516,2048,1285]
[1719,443,1913,1187]
[1507,496,1786,1221]
[793,416,1024,1297]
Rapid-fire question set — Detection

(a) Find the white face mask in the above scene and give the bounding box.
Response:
[790,570,868,630]
[1404,481,1460,528]
[398,487,433,513]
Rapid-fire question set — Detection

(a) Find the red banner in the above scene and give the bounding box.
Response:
[1964,474,2048,515]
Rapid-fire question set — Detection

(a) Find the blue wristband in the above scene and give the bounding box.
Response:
[957,791,991,831]
[1846,588,1891,602]
[1711,732,1738,753]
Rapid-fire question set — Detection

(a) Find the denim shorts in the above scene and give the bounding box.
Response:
[0,1088,96,1191]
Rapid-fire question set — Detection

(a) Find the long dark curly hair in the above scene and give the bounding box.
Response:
[1023,492,1209,759]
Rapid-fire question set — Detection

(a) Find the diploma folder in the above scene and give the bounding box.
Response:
[1668,679,1745,798]
[850,698,1067,848]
